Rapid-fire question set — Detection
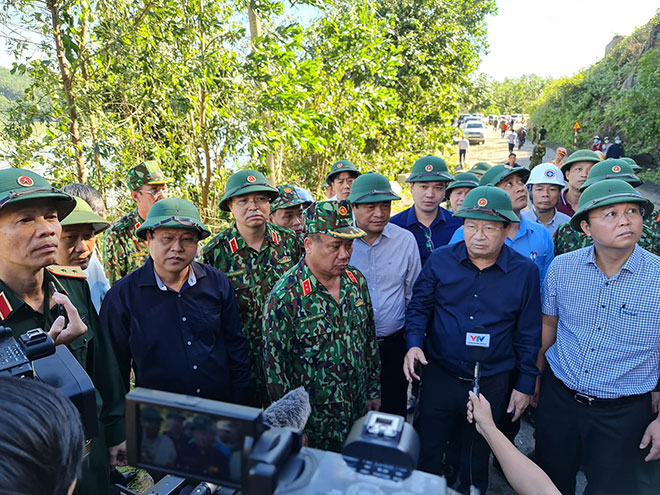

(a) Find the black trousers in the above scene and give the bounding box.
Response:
[377,330,408,418]
[459,149,467,165]
[416,361,510,494]
[508,143,515,153]
[536,370,653,495]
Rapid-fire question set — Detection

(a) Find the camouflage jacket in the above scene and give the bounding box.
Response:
[529,146,546,169]
[553,210,660,256]
[263,260,381,452]
[200,222,302,406]
[103,209,149,285]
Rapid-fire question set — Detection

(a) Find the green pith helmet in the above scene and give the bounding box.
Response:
[304,200,365,239]
[126,160,173,191]
[60,197,110,235]
[0,169,75,220]
[446,172,480,198]
[325,160,360,184]
[479,164,530,187]
[348,172,401,204]
[560,149,601,176]
[570,179,653,232]
[469,162,492,175]
[620,157,642,173]
[270,184,307,213]
[136,197,210,240]
[454,186,520,223]
[141,406,163,422]
[219,170,278,212]
[579,158,642,192]
[406,155,454,183]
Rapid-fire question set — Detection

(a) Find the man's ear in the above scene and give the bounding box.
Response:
[580,219,591,237]
[130,190,139,202]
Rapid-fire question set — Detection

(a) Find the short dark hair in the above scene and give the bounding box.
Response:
[508,153,517,158]
[305,232,323,243]
[0,377,85,495]
[62,183,106,216]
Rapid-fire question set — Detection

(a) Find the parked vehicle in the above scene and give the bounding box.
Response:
[464,121,486,145]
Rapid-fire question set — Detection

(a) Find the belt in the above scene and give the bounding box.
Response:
[556,376,648,408]
[376,328,404,344]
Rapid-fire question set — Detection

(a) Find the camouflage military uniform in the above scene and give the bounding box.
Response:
[103,209,149,284]
[200,222,302,407]
[263,259,380,452]
[103,161,171,284]
[529,143,546,170]
[553,211,660,256]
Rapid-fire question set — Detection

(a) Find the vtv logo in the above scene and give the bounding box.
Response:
[466,332,490,348]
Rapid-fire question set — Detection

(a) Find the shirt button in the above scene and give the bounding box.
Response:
[591,348,595,352]
[473,294,478,298]
[196,389,201,394]
[187,341,192,346]
[182,316,187,322]
[584,370,589,374]
[193,365,198,370]
[469,316,474,320]
[600,305,605,309]
[605,282,609,286]
[597,327,602,331]
[178,294,182,298]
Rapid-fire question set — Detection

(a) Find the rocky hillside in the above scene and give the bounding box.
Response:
[529,12,660,167]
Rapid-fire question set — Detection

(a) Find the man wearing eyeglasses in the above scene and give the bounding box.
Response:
[450,164,554,282]
[535,180,660,494]
[100,197,250,406]
[404,186,541,493]
[390,155,463,266]
[201,170,302,407]
[103,161,171,284]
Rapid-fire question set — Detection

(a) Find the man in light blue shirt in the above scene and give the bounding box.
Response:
[450,164,554,282]
[349,172,421,417]
[535,180,660,495]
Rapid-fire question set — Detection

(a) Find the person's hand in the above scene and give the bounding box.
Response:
[530,375,541,408]
[507,389,531,422]
[108,440,127,467]
[48,292,87,346]
[652,392,660,414]
[467,391,496,436]
[403,347,427,383]
[367,398,381,412]
[640,417,660,462]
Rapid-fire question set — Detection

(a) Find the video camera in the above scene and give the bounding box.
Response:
[125,388,456,495]
[0,325,97,438]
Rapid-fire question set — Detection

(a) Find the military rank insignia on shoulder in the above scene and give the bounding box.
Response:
[46,265,87,279]
[346,270,358,284]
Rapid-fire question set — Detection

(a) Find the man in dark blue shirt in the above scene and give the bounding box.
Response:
[101,198,250,404]
[403,186,541,493]
[390,155,463,265]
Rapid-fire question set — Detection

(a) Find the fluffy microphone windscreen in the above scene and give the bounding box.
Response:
[262,387,311,430]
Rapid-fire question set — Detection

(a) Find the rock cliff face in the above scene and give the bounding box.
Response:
[530,14,660,162]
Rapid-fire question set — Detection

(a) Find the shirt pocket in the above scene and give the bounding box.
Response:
[192,305,221,347]
[616,304,660,350]
[68,326,95,368]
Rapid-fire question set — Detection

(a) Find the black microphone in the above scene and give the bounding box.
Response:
[465,326,490,396]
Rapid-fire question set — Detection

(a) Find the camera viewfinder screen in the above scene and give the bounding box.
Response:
[137,404,247,485]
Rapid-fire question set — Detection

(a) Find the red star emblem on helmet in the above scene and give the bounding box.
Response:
[425,164,433,172]
[284,187,292,193]
[477,198,488,207]
[247,175,256,183]
[612,165,621,173]
[17,176,34,187]
[337,163,344,168]
[338,206,348,216]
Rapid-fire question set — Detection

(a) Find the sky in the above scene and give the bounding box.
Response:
[480,0,660,80]
[2,0,660,80]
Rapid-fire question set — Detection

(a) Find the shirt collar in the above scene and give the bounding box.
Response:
[405,205,448,228]
[530,207,560,226]
[584,244,642,275]
[454,240,510,273]
[228,222,279,253]
[139,257,206,288]
[153,265,197,291]
[355,222,393,246]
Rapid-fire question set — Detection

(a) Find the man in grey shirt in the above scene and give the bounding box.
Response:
[349,172,421,416]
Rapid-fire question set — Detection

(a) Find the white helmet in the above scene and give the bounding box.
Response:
[527,163,565,187]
